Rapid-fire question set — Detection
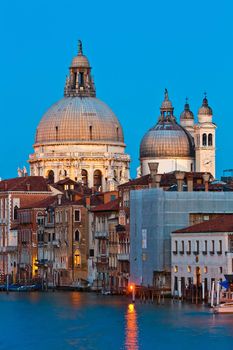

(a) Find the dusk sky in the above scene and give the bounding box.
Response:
[1,0,232,179]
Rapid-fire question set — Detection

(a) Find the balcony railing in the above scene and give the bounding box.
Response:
[95,231,108,239]
[117,253,129,261]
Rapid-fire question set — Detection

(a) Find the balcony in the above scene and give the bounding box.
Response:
[95,231,108,239]
[117,253,129,261]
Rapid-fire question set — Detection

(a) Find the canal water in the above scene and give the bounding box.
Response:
[0,292,233,350]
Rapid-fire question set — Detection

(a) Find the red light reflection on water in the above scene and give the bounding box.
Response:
[125,303,139,350]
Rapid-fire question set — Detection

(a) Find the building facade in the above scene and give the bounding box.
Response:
[171,215,233,294]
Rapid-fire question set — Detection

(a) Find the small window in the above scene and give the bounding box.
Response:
[187,266,191,273]
[202,133,207,146]
[204,266,208,273]
[89,249,94,257]
[13,205,18,220]
[174,265,178,273]
[208,133,213,146]
[219,267,223,274]
[74,230,80,242]
[74,209,81,222]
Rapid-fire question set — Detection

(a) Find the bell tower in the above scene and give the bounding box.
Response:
[194,94,216,178]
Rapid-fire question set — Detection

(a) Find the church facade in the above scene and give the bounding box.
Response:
[140,90,216,178]
[29,41,130,191]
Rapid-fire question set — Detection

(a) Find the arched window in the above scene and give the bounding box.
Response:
[74,229,80,242]
[47,170,54,184]
[82,169,88,186]
[114,170,117,180]
[202,133,207,146]
[13,205,18,220]
[208,133,213,146]
[94,170,102,190]
[74,249,81,267]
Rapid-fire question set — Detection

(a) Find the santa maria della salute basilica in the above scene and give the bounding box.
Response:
[29,41,216,186]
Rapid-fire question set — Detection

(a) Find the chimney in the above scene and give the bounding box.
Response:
[155,174,162,188]
[57,194,62,205]
[86,196,91,207]
[26,183,30,191]
[202,173,210,192]
[187,174,193,192]
[175,171,185,192]
[148,162,159,188]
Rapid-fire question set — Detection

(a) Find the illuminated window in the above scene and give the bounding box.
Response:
[174,266,178,273]
[74,250,81,267]
[204,266,208,273]
[187,266,191,273]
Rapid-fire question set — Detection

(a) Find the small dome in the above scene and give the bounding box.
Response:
[198,95,212,115]
[180,99,194,120]
[140,120,195,158]
[71,55,90,68]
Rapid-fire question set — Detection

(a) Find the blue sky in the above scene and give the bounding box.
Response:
[0,0,232,179]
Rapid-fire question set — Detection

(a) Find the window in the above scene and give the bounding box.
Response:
[211,240,215,254]
[82,169,88,186]
[180,241,184,254]
[187,240,191,254]
[111,195,116,201]
[74,230,80,242]
[218,240,222,254]
[174,265,178,273]
[74,210,81,222]
[74,249,81,267]
[89,249,94,257]
[13,205,18,220]
[203,240,207,254]
[93,170,102,190]
[219,267,223,274]
[89,125,92,140]
[202,133,207,146]
[187,266,191,273]
[173,240,178,254]
[204,266,208,273]
[208,133,213,146]
[47,170,54,184]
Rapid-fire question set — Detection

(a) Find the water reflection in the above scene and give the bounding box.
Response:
[125,303,138,350]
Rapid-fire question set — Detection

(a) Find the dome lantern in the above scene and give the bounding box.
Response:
[64,40,96,97]
[198,92,213,116]
[180,98,194,120]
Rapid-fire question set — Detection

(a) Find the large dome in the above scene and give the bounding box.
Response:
[35,97,124,145]
[140,120,194,158]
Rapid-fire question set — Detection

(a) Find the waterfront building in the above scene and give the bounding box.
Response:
[0,176,52,280]
[139,90,216,177]
[130,186,233,289]
[171,214,233,294]
[29,41,130,190]
[92,197,119,291]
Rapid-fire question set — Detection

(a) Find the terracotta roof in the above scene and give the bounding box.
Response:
[118,175,150,188]
[0,176,50,192]
[20,195,59,209]
[173,214,233,234]
[92,198,119,212]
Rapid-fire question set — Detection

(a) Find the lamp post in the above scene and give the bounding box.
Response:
[129,284,135,303]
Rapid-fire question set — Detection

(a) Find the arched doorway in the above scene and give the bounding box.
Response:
[47,170,55,184]
[93,170,102,191]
